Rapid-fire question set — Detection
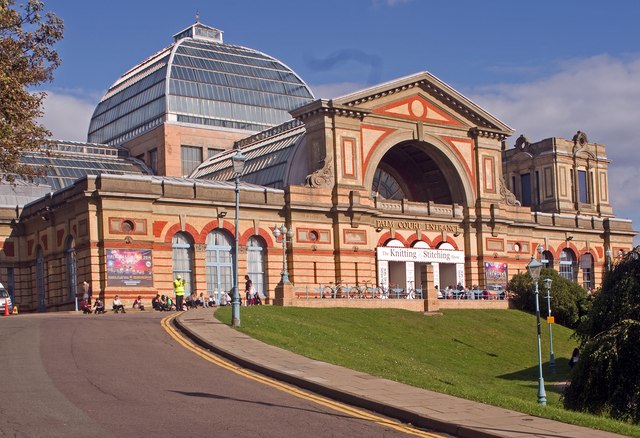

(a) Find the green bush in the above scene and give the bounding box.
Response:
[508,268,591,329]
[564,247,640,423]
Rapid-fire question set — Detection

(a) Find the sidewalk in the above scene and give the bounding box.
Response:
[175,309,625,438]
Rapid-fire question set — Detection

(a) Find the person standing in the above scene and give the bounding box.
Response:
[82,280,91,304]
[173,274,186,311]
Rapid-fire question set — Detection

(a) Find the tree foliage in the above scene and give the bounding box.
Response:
[0,0,63,180]
[508,268,591,329]
[564,247,640,423]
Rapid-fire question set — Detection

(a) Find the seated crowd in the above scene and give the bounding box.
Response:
[437,284,507,300]
[83,292,232,314]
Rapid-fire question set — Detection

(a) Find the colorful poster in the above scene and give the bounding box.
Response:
[484,262,508,290]
[106,249,153,287]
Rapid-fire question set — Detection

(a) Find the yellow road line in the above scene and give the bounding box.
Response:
[161,314,443,438]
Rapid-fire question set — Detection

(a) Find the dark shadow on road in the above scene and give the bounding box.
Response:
[168,390,359,420]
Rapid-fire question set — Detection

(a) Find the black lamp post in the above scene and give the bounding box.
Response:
[231,149,246,328]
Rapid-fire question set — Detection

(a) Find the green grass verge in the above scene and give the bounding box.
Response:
[215,306,639,437]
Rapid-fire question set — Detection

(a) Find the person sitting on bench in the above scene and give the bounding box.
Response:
[112,295,126,313]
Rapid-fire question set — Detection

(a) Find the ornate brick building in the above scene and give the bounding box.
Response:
[0,23,634,312]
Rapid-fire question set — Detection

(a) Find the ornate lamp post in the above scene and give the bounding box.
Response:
[231,149,246,328]
[527,253,547,405]
[272,224,294,283]
[543,277,554,371]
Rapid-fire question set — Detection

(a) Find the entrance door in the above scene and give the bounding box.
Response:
[414,262,428,298]
[206,230,233,303]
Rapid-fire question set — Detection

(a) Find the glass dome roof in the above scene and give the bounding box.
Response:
[88,23,314,145]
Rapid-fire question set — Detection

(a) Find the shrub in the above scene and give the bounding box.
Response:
[564,247,640,423]
[508,268,590,329]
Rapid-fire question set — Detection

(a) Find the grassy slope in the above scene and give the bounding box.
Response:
[215,307,639,437]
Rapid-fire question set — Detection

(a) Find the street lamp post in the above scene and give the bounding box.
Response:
[543,277,554,371]
[231,149,246,328]
[272,224,293,283]
[527,253,547,406]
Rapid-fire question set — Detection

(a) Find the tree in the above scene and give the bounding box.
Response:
[564,247,640,423]
[0,0,63,181]
[508,268,591,329]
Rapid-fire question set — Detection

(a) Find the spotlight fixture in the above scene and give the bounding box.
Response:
[375,227,383,233]
[218,211,227,218]
[453,230,461,237]
[566,235,574,241]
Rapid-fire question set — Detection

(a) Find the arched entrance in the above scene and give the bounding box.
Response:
[206,229,234,303]
[371,138,470,294]
[246,236,267,299]
[368,139,470,206]
[172,232,194,295]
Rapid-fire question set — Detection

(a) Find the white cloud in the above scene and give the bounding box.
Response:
[469,55,640,246]
[39,91,96,142]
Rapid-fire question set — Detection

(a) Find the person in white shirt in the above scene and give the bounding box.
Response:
[112,295,126,313]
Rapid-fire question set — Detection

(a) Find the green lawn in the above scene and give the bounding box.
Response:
[215,307,639,437]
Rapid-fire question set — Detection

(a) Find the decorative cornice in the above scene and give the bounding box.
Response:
[292,101,370,121]
[343,81,424,106]
[469,127,510,141]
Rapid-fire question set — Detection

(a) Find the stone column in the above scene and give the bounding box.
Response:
[425,263,439,312]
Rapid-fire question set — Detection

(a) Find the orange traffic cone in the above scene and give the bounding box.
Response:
[3,302,9,316]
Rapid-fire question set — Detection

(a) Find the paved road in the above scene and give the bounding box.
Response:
[0,312,443,437]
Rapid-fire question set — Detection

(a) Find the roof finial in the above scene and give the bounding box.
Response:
[195,10,200,23]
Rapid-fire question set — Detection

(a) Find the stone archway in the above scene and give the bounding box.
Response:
[365,134,473,208]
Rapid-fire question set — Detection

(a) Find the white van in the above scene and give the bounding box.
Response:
[0,283,12,314]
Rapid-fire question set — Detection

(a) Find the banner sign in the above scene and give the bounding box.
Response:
[376,247,465,264]
[106,249,153,287]
[484,262,508,289]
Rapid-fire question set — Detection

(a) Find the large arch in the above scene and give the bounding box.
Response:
[364,131,475,208]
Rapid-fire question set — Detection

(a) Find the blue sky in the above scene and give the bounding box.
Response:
[41,0,640,245]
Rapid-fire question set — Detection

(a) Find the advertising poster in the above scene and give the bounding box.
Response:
[484,262,508,290]
[106,249,153,287]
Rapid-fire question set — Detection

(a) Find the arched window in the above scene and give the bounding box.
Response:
[36,246,45,312]
[437,242,455,250]
[559,249,575,281]
[65,237,77,302]
[247,236,266,298]
[172,232,194,295]
[385,239,405,247]
[541,251,554,269]
[206,230,233,303]
[372,168,407,200]
[580,253,594,290]
[411,241,430,249]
